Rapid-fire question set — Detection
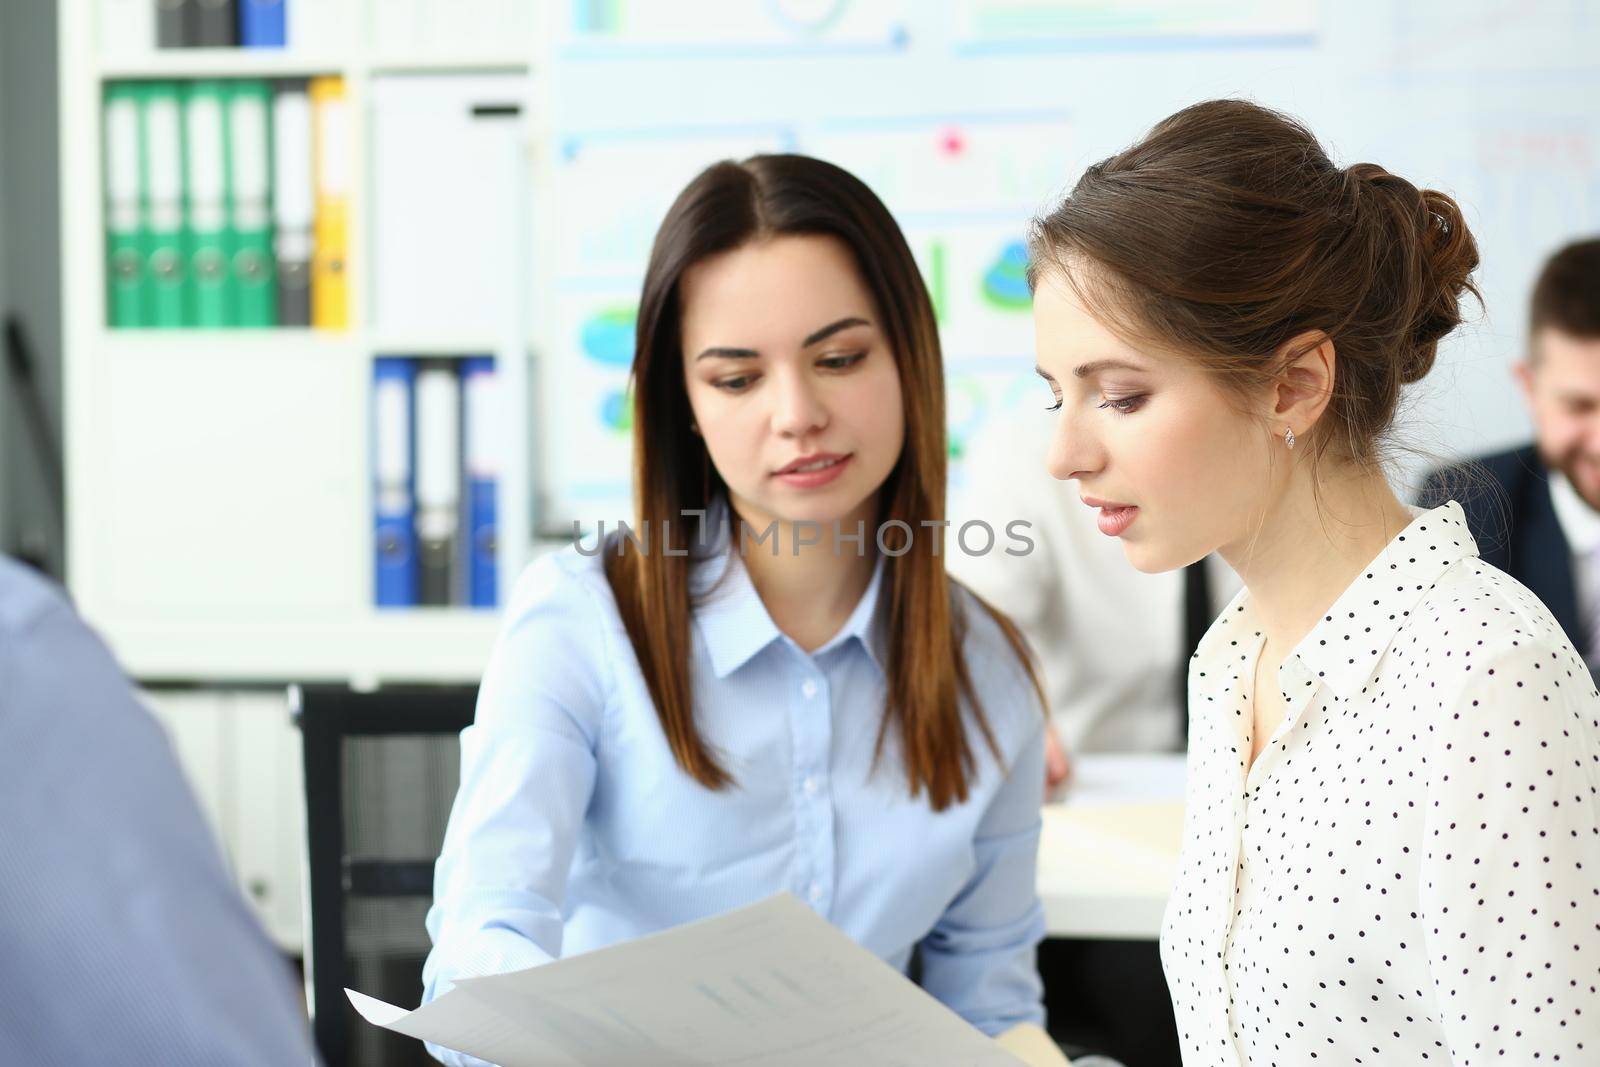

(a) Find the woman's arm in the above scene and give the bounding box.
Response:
[1420,639,1600,1062]
[917,713,1050,1039]
[421,554,612,1067]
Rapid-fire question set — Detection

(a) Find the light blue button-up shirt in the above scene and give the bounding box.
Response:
[422,510,1048,1065]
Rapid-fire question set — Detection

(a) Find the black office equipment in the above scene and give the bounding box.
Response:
[192,0,236,46]
[292,683,476,1067]
[155,0,193,47]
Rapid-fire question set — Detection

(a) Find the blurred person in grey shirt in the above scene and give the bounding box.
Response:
[0,556,319,1065]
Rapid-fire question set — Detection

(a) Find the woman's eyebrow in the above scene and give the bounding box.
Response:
[695,317,871,361]
[1073,358,1146,378]
[695,346,759,362]
[802,317,870,347]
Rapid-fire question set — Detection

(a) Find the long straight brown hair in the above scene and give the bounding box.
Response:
[603,153,1042,811]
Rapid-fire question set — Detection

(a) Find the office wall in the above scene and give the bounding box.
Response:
[0,0,64,576]
[534,2,1600,523]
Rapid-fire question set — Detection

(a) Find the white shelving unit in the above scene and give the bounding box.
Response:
[99,49,533,81]
[60,0,549,687]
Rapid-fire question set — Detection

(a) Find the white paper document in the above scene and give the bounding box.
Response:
[346,893,1026,1067]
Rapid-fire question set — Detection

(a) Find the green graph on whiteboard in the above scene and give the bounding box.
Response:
[981,239,1031,311]
[601,383,635,436]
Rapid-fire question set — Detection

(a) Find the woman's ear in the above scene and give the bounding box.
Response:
[1270,330,1335,441]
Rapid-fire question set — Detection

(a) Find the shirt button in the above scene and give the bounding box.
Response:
[803,776,819,796]
[801,678,818,699]
[808,883,824,904]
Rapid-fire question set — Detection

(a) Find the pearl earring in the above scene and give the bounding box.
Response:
[1284,427,1296,450]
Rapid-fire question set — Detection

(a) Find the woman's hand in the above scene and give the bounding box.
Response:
[1043,724,1072,799]
[996,1022,1073,1066]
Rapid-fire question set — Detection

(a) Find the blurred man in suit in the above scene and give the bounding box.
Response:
[0,556,320,1065]
[1422,238,1600,665]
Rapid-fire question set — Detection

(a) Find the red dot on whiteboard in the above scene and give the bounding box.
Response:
[940,129,966,156]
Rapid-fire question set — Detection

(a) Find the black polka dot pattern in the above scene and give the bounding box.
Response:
[1160,502,1600,1065]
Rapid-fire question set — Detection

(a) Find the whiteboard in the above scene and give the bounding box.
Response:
[533,0,1600,529]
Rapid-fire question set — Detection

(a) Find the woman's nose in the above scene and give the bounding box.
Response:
[1046,410,1101,482]
[772,371,828,439]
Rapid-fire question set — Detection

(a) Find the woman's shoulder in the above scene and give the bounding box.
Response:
[1398,557,1600,805]
[1409,555,1599,734]
[1413,554,1580,663]
[475,544,627,732]
[503,543,626,640]
[508,537,614,604]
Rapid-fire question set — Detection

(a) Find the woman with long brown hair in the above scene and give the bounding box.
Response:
[422,154,1064,1065]
[1029,99,1600,1065]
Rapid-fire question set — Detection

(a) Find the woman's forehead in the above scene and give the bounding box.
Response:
[681,238,879,347]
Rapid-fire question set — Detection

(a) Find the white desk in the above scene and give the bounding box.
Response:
[1036,753,1186,941]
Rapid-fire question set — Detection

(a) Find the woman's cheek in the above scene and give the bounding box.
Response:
[1123,409,1184,481]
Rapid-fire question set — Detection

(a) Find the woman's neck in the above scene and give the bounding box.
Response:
[1220,462,1416,657]
[730,497,881,653]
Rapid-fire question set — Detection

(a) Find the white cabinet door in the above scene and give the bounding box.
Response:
[138,687,307,954]
[230,692,307,953]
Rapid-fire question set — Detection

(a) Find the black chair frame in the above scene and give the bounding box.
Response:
[291,683,477,1067]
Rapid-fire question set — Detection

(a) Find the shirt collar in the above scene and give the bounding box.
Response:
[1198,501,1478,702]
[1547,470,1600,555]
[689,496,889,680]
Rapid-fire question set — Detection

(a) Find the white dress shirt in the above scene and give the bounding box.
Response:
[950,412,1238,752]
[1546,470,1600,666]
[1161,501,1600,1066]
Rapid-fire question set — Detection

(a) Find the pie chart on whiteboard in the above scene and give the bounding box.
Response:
[579,306,636,367]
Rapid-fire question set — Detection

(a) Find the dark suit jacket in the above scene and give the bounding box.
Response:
[1419,444,1584,653]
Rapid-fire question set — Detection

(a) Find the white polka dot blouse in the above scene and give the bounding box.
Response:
[1160,502,1600,1065]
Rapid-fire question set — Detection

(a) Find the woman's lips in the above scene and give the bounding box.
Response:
[1094,504,1139,537]
[774,453,851,489]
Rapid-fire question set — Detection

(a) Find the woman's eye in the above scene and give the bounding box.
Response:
[714,375,755,393]
[1098,395,1147,415]
[817,352,866,370]
[1046,395,1063,413]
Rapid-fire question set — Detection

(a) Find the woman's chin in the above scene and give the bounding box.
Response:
[1121,537,1187,575]
[728,491,851,541]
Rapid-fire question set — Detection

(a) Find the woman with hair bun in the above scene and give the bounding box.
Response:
[1028,99,1600,1065]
